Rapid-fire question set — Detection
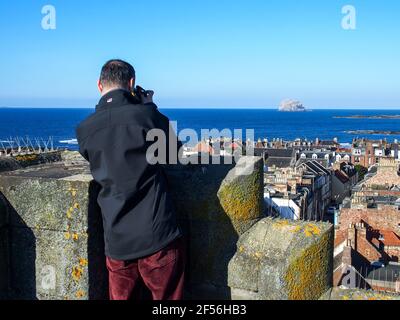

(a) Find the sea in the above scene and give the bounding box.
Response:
[0,108,400,150]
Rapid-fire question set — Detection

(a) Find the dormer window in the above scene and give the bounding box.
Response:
[378,234,385,241]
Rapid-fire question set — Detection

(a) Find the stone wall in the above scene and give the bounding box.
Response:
[0,152,63,173]
[322,288,400,300]
[0,151,334,300]
[166,156,265,298]
[0,154,106,300]
[228,218,333,300]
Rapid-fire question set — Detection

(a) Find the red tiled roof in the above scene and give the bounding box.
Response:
[194,142,214,154]
[373,230,400,247]
[229,142,241,150]
[371,238,380,247]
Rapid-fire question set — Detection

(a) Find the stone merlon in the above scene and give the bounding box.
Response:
[1,151,334,300]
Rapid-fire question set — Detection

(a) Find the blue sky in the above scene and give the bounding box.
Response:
[0,0,399,108]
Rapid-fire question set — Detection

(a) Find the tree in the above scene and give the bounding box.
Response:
[355,164,368,182]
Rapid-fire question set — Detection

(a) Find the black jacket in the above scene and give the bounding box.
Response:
[76,89,181,260]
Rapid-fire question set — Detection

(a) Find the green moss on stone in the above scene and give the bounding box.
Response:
[284,231,333,300]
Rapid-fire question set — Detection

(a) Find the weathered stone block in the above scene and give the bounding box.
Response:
[165,156,264,298]
[0,158,107,300]
[228,218,334,300]
[0,160,92,233]
[1,178,91,233]
[9,227,102,300]
[166,156,264,229]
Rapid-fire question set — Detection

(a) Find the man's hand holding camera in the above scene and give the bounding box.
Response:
[135,85,154,104]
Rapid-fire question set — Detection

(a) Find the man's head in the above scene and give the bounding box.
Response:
[98,59,135,95]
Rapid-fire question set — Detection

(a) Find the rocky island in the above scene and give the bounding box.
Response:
[278,99,306,112]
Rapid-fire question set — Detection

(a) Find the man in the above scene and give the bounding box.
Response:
[76,59,185,300]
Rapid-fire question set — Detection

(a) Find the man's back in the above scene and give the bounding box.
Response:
[76,89,181,261]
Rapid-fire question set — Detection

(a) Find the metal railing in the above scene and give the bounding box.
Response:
[0,136,56,157]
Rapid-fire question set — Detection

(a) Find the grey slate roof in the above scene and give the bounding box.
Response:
[265,157,293,168]
[367,263,400,282]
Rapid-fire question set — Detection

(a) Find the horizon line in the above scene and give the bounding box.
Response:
[1,106,400,111]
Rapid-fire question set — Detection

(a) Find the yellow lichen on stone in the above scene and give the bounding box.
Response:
[304,224,321,237]
[14,154,38,162]
[290,225,302,233]
[72,266,83,281]
[355,294,394,301]
[218,186,261,222]
[75,290,85,299]
[376,295,394,301]
[67,186,78,197]
[274,220,289,228]
[284,231,331,300]
[217,167,263,224]
[79,258,88,267]
[66,207,73,219]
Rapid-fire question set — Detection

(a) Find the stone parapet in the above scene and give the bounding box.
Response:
[0,151,335,300]
[228,218,333,300]
[0,152,265,299]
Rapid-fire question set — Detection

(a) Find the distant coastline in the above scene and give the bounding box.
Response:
[345,130,400,135]
[2,109,400,150]
[335,114,400,119]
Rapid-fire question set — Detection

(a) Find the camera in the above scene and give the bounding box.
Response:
[133,85,150,103]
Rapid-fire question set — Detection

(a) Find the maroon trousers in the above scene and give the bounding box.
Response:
[106,237,186,300]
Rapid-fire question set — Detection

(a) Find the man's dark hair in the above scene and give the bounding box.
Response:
[99,59,135,88]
